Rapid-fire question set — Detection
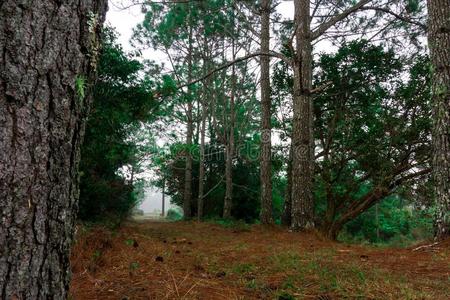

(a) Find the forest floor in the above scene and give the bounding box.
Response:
[69,220,450,300]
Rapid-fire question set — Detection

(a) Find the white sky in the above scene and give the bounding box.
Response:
[140,186,175,215]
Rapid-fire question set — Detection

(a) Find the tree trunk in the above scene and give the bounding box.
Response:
[183,19,194,219]
[0,0,107,298]
[197,37,209,220]
[162,179,166,217]
[321,162,336,234]
[183,100,193,219]
[259,0,274,224]
[427,0,450,240]
[291,0,315,230]
[281,144,293,226]
[223,33,236,219]
[324,187,390,240]
[223,144,233,218]
[197,103,206,220]
[326,224,341,241]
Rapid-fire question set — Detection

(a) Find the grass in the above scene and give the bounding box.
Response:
[70,221,450,300]
[207,218,252,232]
[232,262,256,274]
[267,248,438,299]
[270,249,447,299]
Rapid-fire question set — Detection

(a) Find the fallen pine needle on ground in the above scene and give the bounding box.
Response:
[70,221,450,300]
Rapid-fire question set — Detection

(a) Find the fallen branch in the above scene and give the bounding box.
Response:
[412,242,439,252]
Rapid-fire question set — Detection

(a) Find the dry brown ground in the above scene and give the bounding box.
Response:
[69,221,450,300]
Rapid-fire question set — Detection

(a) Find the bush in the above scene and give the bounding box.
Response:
[166,207,183,221]
[340,198,434,246]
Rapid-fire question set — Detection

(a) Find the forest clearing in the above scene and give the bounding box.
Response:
[70,221,450,299]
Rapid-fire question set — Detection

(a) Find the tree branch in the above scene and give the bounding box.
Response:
[389,168,431,190]
[311,81,333,94]
[332,167,430,232]
[311,0,372,40]
[232,1,261,39]
[201,176,225,199]
[177,51,291,90]
[360,6,427,31]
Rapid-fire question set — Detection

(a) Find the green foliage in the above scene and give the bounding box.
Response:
[160,74,177,96]
[406,0,420,13]
[124,239,135,246]
[154,140,264,222]
[232,262,255,274]
[92,250,101,260]
[134,0,276,223]
[129,262,140,271]
[166,208,183,221]
[313,41,431,238]
[127,1,434,244]
[78,28,156,222]
[277,292,296,300]
[135,0,233,48]
[272,40,432,241]
[75,76,86,100]
[208,218,251,232]
[341,198,434,245]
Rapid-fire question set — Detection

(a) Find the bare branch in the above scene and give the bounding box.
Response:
[110,0,191,11]
[311,0,372,40]
[360,6,427,31]
[311,0,324,19]
[389,168,431,190]
[232,1,261,39]
[311,81,333,94]
[201,176,225,199]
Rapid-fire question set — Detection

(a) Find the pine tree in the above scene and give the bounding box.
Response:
[0,0,107,297]
[427,0,450,240]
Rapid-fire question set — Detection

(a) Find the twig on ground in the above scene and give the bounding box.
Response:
[412,242,439,252]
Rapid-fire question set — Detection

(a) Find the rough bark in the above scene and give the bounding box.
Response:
[0,0,107,298]
[427,0,450,240]
[197,102,206,220]
[223,35,236,219]
[281,144,293,226]
[183,19,194,219]
[197,37,209,220]
[223,143,233,218]
[259,0,274,224]
[183,103,193,218]
[291,0,315,230]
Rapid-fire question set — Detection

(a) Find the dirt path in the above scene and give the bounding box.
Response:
[70,221,449,299]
